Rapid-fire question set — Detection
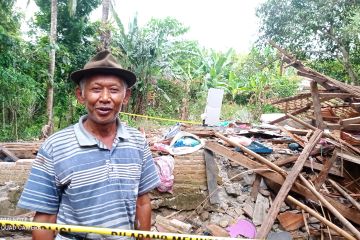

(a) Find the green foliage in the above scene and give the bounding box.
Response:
[257,0,360,84]
[0,3,303,140]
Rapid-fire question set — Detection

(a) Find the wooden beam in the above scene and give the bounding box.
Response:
[286,196,356,240]
[313,152,338,190]
[204,149,221,204]
[337,152,360,165]
[319,93,353,98]
[286,113,360,155]
[204,141,360,225]
[269,105,311,124]
[271,93,311,105]
[341,116,360,126]
[310,81,325,129]
[329,179,360,212]
[256,129,323,238]
[326,123,360,131]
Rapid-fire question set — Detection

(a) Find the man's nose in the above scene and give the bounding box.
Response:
[99,89,110,102]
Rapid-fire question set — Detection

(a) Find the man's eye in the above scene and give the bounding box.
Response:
[110,88,119,93]
[91,88,101,92]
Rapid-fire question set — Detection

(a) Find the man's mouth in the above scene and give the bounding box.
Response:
[96,107,113,115]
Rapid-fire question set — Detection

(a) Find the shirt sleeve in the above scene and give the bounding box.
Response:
[17,145,61,214]
[138,141,160,196]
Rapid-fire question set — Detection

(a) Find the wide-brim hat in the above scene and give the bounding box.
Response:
[70,50,136,87]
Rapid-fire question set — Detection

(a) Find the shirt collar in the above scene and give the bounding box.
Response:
[74,115,130,147]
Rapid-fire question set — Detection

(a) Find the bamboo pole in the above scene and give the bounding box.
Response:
[287,196,356,240]
[328,179,360,212]
[214,132,287,177]
[256,129,323,238]
[299,175,360,239]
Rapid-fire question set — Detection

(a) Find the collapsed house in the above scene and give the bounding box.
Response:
[0,43,360,239]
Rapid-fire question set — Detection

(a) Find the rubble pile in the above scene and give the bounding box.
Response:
[1,45,360,239]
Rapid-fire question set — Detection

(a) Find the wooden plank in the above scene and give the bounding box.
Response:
[204,141,360,225]
[269,105,311,124]
[256,129,323,238]
[303,160,342,177]
[313,153,338,190]
[204,149,221,204]
[337,152,360,165]
[310,81,325,129]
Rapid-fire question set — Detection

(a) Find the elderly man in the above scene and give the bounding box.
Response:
[18,50,160,240]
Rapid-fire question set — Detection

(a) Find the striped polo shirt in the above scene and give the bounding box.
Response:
[18,115,160,239]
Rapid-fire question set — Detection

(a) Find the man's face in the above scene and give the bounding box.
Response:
[76,75,131,126]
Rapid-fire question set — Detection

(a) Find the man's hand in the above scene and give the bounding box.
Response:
[32,212,57,240]
[135,193,152,240]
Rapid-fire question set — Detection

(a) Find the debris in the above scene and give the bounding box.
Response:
[253,193,269,226]
[205,224,229,237]
[277,212,305,231]
[266,231,292,240]
[155,215,192,233]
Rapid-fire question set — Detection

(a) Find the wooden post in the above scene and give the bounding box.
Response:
[310,81,325,129]
[256,129,323,238]
[313,152,338,190]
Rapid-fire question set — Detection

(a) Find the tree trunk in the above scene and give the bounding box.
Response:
[100,0,110,50]
[338,44,359,85]
[180,81,190,120]
[43,0,58,138]
[324,28,359,85]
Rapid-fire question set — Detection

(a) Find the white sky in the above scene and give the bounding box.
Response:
[16,0,264,53]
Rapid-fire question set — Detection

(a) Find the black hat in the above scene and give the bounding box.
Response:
[70,50,136,87]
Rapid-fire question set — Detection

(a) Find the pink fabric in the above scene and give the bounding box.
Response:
[226,219,256,238]
[153,156,175,193]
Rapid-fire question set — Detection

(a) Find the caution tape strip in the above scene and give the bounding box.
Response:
[0,220,246,240]
[120,112,202,125]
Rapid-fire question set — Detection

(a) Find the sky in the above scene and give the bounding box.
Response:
[16,0,264,53]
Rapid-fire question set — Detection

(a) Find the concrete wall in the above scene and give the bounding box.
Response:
[0,160,33,186]
[0,160,33,216]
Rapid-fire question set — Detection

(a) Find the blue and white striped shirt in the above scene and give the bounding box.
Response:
[18,115,160,239]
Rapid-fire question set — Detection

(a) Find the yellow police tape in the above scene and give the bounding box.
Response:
[120,112,202,125]
[0,219,247,240]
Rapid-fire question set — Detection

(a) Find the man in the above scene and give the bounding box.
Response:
[17,50,160,240]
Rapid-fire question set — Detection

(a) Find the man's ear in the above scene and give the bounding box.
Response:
[75,87,85,104]
[122,89,131,105]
